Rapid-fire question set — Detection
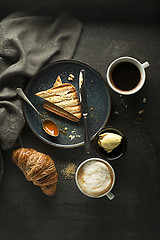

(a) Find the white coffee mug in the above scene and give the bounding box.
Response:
[75,158,115,200]
[106,56,149,95]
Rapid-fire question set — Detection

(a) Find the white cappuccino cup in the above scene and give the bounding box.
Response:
[106,56,149,95]
[75,158,115,200]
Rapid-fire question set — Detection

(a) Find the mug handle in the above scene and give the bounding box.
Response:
[142,61,150,68]
[106,191,115,200]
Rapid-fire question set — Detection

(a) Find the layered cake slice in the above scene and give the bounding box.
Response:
[35,76,82,122]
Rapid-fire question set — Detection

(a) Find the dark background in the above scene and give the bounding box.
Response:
[0,0,160,22]
[0,0,160,240]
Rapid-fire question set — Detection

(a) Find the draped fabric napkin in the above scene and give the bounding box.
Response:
[0,12,82,150]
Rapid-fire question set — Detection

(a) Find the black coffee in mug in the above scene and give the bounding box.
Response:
[110,62,141,91]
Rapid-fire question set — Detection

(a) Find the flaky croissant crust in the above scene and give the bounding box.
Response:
[12,148,58,196]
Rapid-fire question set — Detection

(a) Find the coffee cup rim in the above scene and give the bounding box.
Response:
[106,56,146,95]
[75,157,115,198]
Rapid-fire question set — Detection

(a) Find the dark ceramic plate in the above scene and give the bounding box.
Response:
[24,60,111,148]
[94,127,127,160]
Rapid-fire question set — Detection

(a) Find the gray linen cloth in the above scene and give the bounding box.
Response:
[0,12,82,150]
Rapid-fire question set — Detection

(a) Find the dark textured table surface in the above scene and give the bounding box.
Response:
[0,1,160,240]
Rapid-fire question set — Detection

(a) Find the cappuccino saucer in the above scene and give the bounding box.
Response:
[93,126,127,160]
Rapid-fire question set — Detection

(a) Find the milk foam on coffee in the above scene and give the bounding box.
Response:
[78,160,112,197]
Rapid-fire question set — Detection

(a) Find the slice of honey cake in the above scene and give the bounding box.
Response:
[35,76,82,122]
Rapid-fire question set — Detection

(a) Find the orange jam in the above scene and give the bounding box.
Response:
[43,120,59,137]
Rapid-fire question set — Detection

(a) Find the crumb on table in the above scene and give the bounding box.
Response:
[139,110,144,115]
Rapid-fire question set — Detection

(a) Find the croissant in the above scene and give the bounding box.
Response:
[12,148,58,196]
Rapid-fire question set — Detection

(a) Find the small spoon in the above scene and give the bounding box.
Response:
[16,88,59,137]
